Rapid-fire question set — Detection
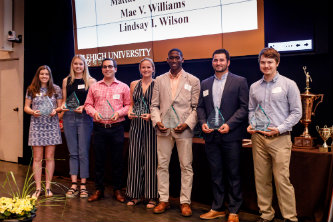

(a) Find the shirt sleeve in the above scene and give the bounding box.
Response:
[84,86,97,117]
[55,85,63,100]
[248,84,256,124]
[277,80,302,133]
[117,83,130,117]
[197,82,207,127]
[184,76,200,130]
[150,77,161,127]
[225,77,249,130]
[25,89,32,100]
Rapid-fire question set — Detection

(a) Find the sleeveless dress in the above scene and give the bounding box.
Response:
[27,85,62,146]
[126,80,158,199]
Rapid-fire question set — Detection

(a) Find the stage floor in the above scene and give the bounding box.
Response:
[0,160,274,222]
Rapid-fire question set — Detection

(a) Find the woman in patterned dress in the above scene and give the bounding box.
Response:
[24,65,62,198]
[126,58,158,208]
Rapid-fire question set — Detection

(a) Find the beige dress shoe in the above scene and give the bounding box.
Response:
[200,209,226,220]
[153,202,170,214]
[180,203,192,217]
[228,213,239,222]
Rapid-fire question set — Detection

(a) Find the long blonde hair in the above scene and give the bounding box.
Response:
[68,55,91,90]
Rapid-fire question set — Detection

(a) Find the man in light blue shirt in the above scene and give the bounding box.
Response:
[247,48,302,222]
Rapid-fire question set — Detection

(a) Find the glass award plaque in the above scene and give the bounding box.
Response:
[163,105,180,128]
[193,123,204,138]
[39,96,54,116]
[132,96,149,117]
[250,104,271,131]
[207,106,225,129]
[98,99,115,120]
[65,92,80,111]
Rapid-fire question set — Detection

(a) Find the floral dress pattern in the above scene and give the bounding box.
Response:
[26,85,62,146]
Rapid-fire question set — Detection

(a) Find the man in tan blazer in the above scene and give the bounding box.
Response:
[151,48,200,217]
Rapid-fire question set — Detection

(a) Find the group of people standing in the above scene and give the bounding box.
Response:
[24,47,301,222]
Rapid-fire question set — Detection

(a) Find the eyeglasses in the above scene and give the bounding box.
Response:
[102,65,114,69]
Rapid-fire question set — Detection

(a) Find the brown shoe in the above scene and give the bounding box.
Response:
[180,203,192,217]
[88,190,104,202]
[257,218,274,222]
[200,209,226,220]
[228,213,239,222]
[153,202,170,214]
[113,190,125,203]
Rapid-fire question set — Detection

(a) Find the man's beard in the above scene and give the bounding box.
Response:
[214,66,227,73]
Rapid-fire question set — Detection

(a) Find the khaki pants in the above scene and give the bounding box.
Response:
[252,133,297,221]
[156,135,193,204]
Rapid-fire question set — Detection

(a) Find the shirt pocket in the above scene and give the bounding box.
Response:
[271,91,287,102]
[94,89,105,100]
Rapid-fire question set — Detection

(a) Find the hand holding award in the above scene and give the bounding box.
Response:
[162,105,180,129]
[250,104,271,131]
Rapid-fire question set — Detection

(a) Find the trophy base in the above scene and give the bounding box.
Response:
[293,137,316,149]
[318,146,331,152]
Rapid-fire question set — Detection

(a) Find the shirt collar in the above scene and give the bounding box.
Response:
[214,72,228,81]
[259,72,280,84]
[169,69,184,79]
[100,78,120,85]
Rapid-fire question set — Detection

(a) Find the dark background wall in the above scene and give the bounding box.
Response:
[22,0,332,163]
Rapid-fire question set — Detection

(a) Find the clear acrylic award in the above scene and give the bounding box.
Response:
[163,105,180,128]
[65,92,80,111]
[98,99,115,120]
[250,104,271,131]
[132,96,149,117]
[207,106,225,129]
[39,96,54,116]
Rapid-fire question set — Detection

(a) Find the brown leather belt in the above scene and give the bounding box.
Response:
[257,131,290,138]
[94,122,122,128]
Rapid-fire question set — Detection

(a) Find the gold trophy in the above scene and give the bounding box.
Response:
[294,66,324,148]
[330,126,333,147]
[316,125,331,152]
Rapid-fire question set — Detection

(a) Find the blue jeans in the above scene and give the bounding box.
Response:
[63,111,93,179]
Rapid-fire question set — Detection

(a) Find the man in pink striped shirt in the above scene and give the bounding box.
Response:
[85,58,130,203]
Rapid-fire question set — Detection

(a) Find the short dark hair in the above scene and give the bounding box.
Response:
[101,58,117,69]
[168,48,183,57]
[258,47,280,64]
[212,49,230,61]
